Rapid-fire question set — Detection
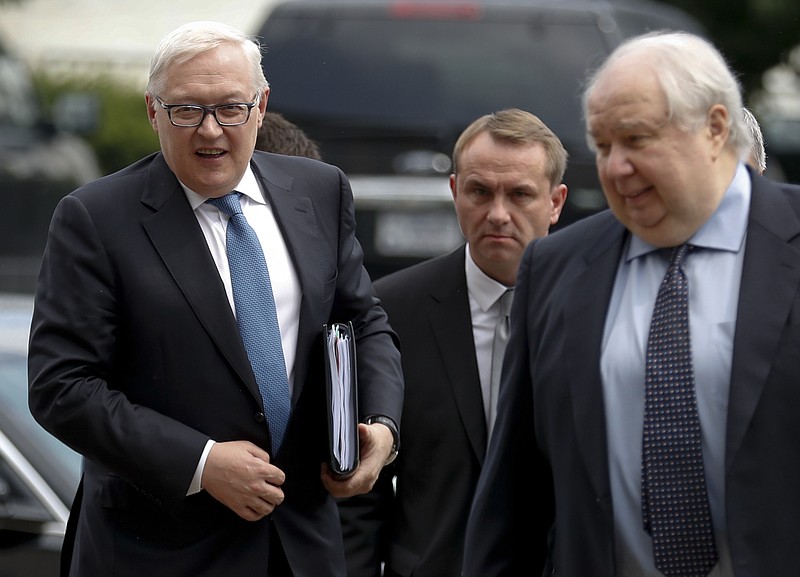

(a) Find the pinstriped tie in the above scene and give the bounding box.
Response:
[207,192,291,453]
[641,244,717,577]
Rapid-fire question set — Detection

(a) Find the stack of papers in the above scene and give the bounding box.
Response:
[324,322,359,478]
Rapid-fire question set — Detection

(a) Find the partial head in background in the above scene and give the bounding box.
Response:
[256,112,322,160]
[742,107,766,174]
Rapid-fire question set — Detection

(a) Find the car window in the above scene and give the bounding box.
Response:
[261,10,608,172]
[0,454,56,524]
[0,352,82,506]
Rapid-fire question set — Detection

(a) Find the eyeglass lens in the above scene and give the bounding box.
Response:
[170,104,252,127]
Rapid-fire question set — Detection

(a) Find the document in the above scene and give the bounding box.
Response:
[323,322,359,478]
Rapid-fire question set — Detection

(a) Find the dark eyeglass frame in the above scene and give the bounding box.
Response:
[154,94,260,127]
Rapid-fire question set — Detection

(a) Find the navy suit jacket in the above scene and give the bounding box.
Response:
[339,245,488,577]
[463,169,800,576]
[28,150,403,577]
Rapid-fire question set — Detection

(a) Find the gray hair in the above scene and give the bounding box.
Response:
[582,31,752,158]
[146,21,269,102]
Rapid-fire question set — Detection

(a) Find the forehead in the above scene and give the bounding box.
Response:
[587,57,668,133]
[162,44,252,99]
[461,132,547,167]
[457,136,551,193]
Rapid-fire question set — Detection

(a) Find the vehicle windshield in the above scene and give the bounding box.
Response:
[261,10,607,172]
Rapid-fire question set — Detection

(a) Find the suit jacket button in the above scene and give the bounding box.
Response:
[254,412,265,422]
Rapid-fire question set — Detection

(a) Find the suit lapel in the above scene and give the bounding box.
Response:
[251,155,321,401]
[427,247,489,462]
[141,154,261,402]
[565,216,627,499]
[726,175,800,465]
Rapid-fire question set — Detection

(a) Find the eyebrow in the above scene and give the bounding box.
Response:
[161,93,254,104]
[602,117,652,132]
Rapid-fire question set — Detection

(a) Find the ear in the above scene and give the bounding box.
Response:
[550,183,568,226]
[707,104,729,157]
[449,173,458,202]
[144,93,158,133]
[257,87,270,127]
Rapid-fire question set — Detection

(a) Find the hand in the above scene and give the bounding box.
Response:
[201,440,285,521]
[321,421,394,498]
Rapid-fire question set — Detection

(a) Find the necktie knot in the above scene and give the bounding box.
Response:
[671,242,690,260]
[498,288,514,318]
[664,243,693,272]
[207,192,243,217]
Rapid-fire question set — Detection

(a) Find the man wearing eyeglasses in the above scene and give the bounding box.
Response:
[28,20,403,577]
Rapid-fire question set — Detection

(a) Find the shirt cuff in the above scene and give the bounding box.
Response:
[187,439,215,496]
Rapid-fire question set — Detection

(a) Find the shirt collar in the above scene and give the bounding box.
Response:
[465,243,512,312]
[182,164,263,210]
[626,162,750,262]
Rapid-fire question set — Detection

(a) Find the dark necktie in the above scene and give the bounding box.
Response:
[488,288,513,438]
[207,192,291,453]
[641,244,718,577]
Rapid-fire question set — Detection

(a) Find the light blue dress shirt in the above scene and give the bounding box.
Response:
[601,163,751,577]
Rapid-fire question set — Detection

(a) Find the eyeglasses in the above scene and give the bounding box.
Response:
[155,95,259,127]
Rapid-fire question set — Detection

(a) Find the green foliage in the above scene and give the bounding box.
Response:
[33,73,159,176]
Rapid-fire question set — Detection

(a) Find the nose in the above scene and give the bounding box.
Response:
[603,145,634,178]
[487,195,511,224]
[196,110,224,137]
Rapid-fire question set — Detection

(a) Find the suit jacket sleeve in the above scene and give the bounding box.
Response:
[462,242,552,576]
[28,192,209,503]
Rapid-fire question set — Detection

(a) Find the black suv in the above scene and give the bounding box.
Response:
[256,0,706,278]
[0,36,100,292]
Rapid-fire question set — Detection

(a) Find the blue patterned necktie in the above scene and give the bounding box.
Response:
[207,192,291,453]
[641,244,718,577]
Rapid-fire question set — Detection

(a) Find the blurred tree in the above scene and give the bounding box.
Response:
[660,0,800,95]
[35,73,159,175]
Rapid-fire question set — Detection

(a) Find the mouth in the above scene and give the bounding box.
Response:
[621,185,653,202]
[483,232,514,245]
[196,148,227,158]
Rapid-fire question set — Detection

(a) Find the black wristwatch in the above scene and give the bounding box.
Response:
[363,415,399,466]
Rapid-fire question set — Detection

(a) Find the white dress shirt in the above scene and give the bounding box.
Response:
[182,165,301,494]
[464,244,513,428]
